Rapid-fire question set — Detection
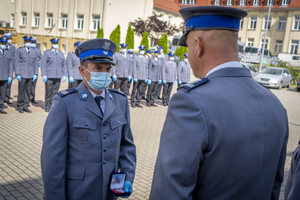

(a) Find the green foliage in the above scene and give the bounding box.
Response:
[158,33,168,54]
[140,31,149,51]
[109,25,121,52]
[276,60,299,83]
[125,25,134,49]
[175,46,188,60]
[96,28,104,38]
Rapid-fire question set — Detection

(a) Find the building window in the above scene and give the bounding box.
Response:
[61,14,68,29]
[21,12,27,26]
[214,0,220,5]
[278,17,286,31]
[227,0,233,6]
[267,0,274,6]
[249,16,257,29]
[253,0,260,6]
[76,15,84,29]
[180,0,196,4]
[46,13,53,28]
[275,40,282,53]
[239,0,246,6]
[92,15,100,30]
[294,16,300,30]
[33,13,40,27]
[11,14,14,27]
[281,0,289,6]
[240,18,244,29]
[290,40,299,54]
[247,38,254,46]
[261,39,268,49]
[263,16,271,30]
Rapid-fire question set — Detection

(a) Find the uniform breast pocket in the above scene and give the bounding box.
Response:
[109,117,127,134]
[72,118,98,144]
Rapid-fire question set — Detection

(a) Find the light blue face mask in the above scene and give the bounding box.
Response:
[85,69,112,91]
[0,44,6,49]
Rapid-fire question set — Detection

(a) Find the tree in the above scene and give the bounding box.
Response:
[140,31,149,51]
[125,25,134,49]
[109,25,121,52]
[175,46,188,60]
[96,28,104,38]
[158,33,168,54]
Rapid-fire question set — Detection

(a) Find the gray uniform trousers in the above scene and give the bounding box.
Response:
[30,48,42,102]
[162,82,173,106]
[17,79,32,110]
[155,84,162,99]
[114,78,128,94]
[126,79,132,96]
[0,81,8,111]
[146,82,157,106]
[45,79,61,110]
[5,82,12,102]
[131,80,144,106]
[6,44,15,101]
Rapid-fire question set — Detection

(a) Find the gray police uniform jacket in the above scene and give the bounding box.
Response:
[15,47,38,78]
[7,44,16,72]
[0,49,13,80]
[162,60,177,83]
[132,55,148,80]
[33,47,42,71]
[40,49,67,79]
[148,57,161,82]
[66,51,82,80]
[177,61,190,83]
[41,83,136,200]
[150,67,288,200]
[113,53,132,78]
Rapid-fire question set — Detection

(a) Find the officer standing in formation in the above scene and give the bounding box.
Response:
[131,45,148,108]
[112,43,132,95]
[0,37,13,114]
[141,49,152,100]
[30,37,42,104]
[161,52,177,106]
[67,41,83,88]
[41,38,67,112]
[177,53,190,87]
[41,38,136,200]
[154,46,165,100]
[126,49,134,95]
[150,6,288,199]
[15,36,38,113]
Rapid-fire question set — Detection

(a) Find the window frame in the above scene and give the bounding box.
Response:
[294,16,300,30]
[21,12,27,26]
[274,40,282,54]
[61,14,68,29]
[46,13,53,28]
[290,40,299,54]
[249,16,257,30]
[76,15,84,30]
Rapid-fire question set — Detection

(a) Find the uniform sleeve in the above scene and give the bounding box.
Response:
[174,63,178,82]
[187,64,191,82]
[148,60,152,79]
[41,95,68,200]
[62,54,67,77]
[34,52,39,75]
[66,53,72,77]
[132,57,136,78]
[149,91,209,200]
[177,63,181,81]
[8,53,14,77]
[14,50,21,75]
[119,97,136,183]
[40,51,47,76]
[161,62,166,80]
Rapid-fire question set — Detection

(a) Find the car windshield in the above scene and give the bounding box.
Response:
[261,68,282,75]
[245,47,258,54]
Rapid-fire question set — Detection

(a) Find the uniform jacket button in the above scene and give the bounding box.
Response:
[103,160,106,165]
[104,147,107,152]
[103,134,107,139]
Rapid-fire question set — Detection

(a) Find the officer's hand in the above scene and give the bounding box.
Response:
[163,80,167,85]
[16,75,22,82]
[62,76,67,83]
[32,74,37,82]
[69,76,74,83]
[158,80,162,84]
[133,78,138,83]
[178,80,182,85]
[148,79,151,85]
[128,75,132,82]
[112,75,117,82]
[173,80,177,85]
[120,181,132,198]
[7,77,12,84]
[42,76,47,83]
[144,79,148,83]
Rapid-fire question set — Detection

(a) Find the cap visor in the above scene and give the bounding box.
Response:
[178,32,188,47]
[87,58,117,66]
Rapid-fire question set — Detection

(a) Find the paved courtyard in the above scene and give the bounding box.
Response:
[0,78,299,200]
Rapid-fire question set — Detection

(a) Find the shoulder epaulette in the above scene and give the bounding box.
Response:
[178,78,209,92]
[108,88,126,97]
[58,88,77,97]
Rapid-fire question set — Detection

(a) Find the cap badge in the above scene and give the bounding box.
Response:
[103,50,108,55]
[104,41,111,48]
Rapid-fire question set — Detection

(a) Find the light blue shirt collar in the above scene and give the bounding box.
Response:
[206,61,242,78]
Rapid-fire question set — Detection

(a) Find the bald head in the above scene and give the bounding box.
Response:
[186,30,239,78]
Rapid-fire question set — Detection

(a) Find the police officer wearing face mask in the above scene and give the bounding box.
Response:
[125,49,134,96]
[15,36,39,113]
[141,49,152,100]
[41,38,136,200]
[177,54,191,87]
[67,41,83,88]
[154,46,164,100]
[40,38,67,112]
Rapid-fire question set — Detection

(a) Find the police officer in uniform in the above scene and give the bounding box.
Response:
[150,6,288,200]
[161,52,177,106]
[40,38,67,112]
[141,49,152,100]
[67,41,83,88]
[0,37,13,114]
[177,53,190,87]
[125,49,134,96]
[112,43,132,94]
[155,46,164,100]
[41,38,136,200]
[15,36,38,113]
[131,45,148,108]
[30,37,42,104]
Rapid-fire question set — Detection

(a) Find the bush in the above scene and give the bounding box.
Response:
[158,33,168,54]
[109,25,121,52]
[276,60,299,84]
[125,25,134,49]
[175,46,188,60]
[140,31,149,51]
[96,28,104,38]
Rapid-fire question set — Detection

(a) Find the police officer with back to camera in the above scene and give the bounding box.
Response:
[177,53,191,87]
[41,38,136,200]
[161,52,177,106]
[3,33,15,105]
[15,36,38,113]
[29,37,42,104]
[67,41,83,88]
[0,37,13,114]
[40,38,67,112]
[131,45,148,108]
[150,6,288,200]
[125,49,134,95]
[112,43,132,94]
[146,50,161,107]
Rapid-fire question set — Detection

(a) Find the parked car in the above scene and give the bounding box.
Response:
[241,62,258,77]
[254,67,292,89]
[243,46,273,65]
[297,77,300,92]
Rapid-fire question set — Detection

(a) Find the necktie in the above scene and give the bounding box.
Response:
[95,96,104,114]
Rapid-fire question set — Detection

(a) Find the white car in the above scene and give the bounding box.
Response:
[254,67,292,89]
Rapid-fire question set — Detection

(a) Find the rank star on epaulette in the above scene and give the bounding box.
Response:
[178,78,209,92]
[58,88,77,97]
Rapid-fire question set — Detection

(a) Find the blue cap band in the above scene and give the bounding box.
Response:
[186,15,240,30]
[79,49,113,61]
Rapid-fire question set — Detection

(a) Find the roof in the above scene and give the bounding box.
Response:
[153,0,181,15]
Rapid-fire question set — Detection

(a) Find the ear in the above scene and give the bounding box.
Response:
[194,37,203,58]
